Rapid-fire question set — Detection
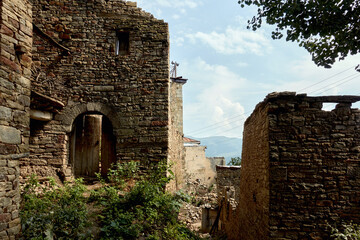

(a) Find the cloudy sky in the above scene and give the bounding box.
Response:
[134,0,360,138]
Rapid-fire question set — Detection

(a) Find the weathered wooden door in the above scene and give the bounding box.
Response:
[101,117,116,177]
[74,115,101,177]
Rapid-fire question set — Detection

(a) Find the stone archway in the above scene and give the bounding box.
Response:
[56,102,120,178]
[70,113,116,178]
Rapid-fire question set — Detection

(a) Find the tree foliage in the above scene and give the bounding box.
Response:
[229,157,241,166]
[238,0,360,68]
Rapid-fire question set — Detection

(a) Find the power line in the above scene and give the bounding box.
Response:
[185,65,359,137]
[187,113,248,136]
[298,65,356,93]
[312,74,360,95]
[307,72,359,95]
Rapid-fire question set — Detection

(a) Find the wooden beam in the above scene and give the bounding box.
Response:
[30,109,53,121]
[31,90,65,108]
[33,24,71,55]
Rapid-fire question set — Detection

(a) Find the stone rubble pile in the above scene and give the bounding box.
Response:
[178,179,218,233]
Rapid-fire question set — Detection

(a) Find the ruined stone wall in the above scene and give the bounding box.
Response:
[25,0,170,178]
[216,165,241,234]
[207,157,225,172]
[216,165,241,206]
[235,102,270,240]
[0,0,32,237]
[168,79,186,191]
[236,92,360,240]
[266,93,360,239]
[184,145,217,185]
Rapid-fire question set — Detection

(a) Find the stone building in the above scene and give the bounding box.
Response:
[0,0,32,238]
[26,0,171,181]
[227,92,360,239]
[0,0,186,238]
[183,137,225,186]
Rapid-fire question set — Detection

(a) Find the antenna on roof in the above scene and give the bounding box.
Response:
[170,61,179,78]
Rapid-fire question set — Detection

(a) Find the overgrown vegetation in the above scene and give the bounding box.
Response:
[21,176,90,239]
[21,160,203,240]
[329,222,360,240]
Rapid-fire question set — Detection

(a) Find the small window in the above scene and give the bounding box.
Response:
[115,31,129,55]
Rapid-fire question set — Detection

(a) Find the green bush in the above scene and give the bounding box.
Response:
[330,222,360,240]
[21,175,90,240]
[107,161,139,187]
[21,161,202,240]
[95,160,201,240]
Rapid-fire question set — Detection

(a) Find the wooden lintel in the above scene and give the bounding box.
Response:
[31,90,65,108]
[33,24,71,55]
[30,109,53,121]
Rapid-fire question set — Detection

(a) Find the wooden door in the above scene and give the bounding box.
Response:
[101,117,116,177]
[74,115,101,177]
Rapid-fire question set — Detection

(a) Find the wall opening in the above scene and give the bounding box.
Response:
[70,113,116,179]
[115,31,130,55]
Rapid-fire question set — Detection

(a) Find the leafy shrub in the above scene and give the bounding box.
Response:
[21,161,202,240]
[95,160,200,240]
[107,161,139,187]
[330,222,360,240]
[21,175,90,240]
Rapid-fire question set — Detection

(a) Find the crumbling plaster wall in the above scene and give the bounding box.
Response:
[184,145,217,185]
[236,92,360,240]
[24,0,170,179]
[0,0,32,238]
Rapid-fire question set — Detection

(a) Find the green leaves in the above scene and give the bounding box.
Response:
[238,0,360,67]
[21,161,201,240]
[21,177,90,240]
[97,160,199,240]
[229,157,241,166]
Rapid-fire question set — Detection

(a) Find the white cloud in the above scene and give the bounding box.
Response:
[183,58,247,138]
[150,0,200,8]
[237,61,249,67]
[187,26,272,55]
[258,54,360,97]
[135,0,202,16]
[172,36,185,47]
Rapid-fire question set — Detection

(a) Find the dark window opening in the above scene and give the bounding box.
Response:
[115,31,130,55]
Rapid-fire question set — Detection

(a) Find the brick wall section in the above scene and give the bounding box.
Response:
[236,92,360,240]
[24,0,170,178]
[168,79,186,191]
[0,0,32,238]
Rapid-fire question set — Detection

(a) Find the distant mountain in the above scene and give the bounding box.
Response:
[189,136,242,164]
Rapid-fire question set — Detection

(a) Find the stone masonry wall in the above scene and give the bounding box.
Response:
[236,92,360,240]
[168,79,186,191]
[216,165,241,235]
[235,101,270,240]
[216,165,241,206]
[266,92,360,239]
[0,0,32,238]
[24,0,170,178]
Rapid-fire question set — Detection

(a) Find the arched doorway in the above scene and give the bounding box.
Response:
[70,113,116,178]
